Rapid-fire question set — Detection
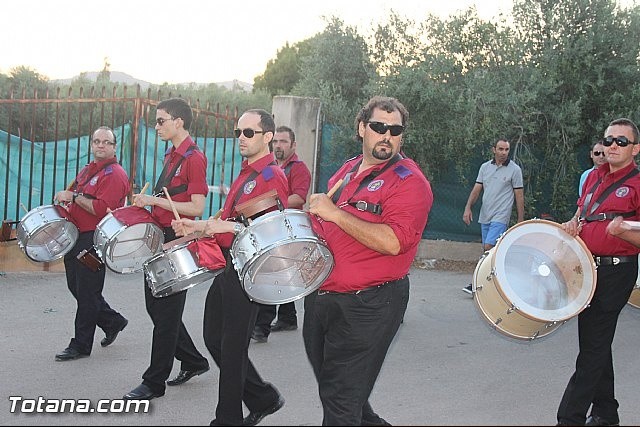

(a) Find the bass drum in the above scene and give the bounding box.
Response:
[473,219,596,340]
[627,255,640,308]
[16,205,79,262]
[231,209,334,305]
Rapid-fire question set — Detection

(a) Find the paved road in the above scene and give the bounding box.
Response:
[1,267,640,426]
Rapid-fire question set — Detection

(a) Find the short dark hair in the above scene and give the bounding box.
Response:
[275,125,295,143]
[492,139,509,148]
[245,109,275,136]
[157,97,193,130]
[93,126,116,144]
[354,96,409,143]
[607,118,640,143]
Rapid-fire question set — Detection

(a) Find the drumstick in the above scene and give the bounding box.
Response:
[140,182,150,195]
[162,187,181,221]
[326,179,344,199]
[212,209,223,220]
[20,203,29,214]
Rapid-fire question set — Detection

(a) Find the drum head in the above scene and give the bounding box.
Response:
[18,205,79,262]
[103,223,164,273]
[492,219,596,322]
[241,239,334,304]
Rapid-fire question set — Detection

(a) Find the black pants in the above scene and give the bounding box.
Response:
[303,276,409,425]
[141,227,209,393]
[557,261,637,425]
[203,259,280,425]
[64,232,126,355]
[254,302,297,335]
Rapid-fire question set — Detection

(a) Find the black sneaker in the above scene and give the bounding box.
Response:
[271,320,298,332]
[462,284,473,295]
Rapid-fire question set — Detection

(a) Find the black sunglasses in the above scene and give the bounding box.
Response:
[367,121,404,137]
[156,117,176,126]
[234,128,266,138]
[602,136,636,147]
[592,151,605,156]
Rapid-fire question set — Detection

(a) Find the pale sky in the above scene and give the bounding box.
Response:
[2,0,521,85]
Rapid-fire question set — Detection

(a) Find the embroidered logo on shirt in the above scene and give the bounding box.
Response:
[368,180,384,191]
[244,180,256,194]
[90,176,99,186]
[616,187,630,197]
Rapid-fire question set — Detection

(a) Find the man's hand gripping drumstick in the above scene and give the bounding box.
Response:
[308,179,343,223]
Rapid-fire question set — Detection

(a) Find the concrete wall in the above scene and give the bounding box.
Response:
[271,96,322,200]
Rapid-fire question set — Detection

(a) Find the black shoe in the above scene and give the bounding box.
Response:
[270,320,297,332]
[101,318,128,347]
[55,347,89,361]
[585,415,620,426]
[251,328,268,343]
[243,395,285,426]
[123,383,164,400]
[166,367,210,386]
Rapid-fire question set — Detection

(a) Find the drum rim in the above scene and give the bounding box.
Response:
[18,206,79,262]
[490,218,596,322]
[149,268,220,297]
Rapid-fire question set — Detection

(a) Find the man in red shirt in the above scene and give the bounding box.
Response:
[124,98,210,401]
[53,126,129,361]
[252,125,312,343]
[172,109,289,426]
[557,118,640,426]
[303,96,433,425]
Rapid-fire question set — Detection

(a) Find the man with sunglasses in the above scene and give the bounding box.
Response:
[579,140,608,197]
[124,98,210,401]
[557,118,640,426]
[461,138,525,294]
[303,96,432,425]
[172,109,289,426]
[252,125,312,343]
[52,126,130,361]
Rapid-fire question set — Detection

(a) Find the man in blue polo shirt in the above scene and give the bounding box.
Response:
[461,138,525,294]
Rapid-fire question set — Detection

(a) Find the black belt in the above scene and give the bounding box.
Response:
[317,275,407,295]
[593,255,637,266]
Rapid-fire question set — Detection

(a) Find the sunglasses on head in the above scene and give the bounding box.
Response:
[234,128,266,138]
[367,121,404,137]
[592,151,605,156]
[602,136,636,147]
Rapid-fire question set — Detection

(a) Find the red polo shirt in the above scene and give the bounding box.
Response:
[67,157,129,232]
[312,155,432,293]
[151,136,208,227]
[578,162,640,256]
[282,153,312,204]
[217,153,289,249]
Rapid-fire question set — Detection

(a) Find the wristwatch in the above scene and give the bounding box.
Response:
[233,223,245,235]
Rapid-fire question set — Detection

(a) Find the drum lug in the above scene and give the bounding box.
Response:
[486,267,496,282]
[506,305,517,314]
[495,317,502,325]
[530,331,540,340]
[249,233,259,250]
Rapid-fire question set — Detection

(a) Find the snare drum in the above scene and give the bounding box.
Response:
[231,209,334,305]
[473,219,596,340]
[144,240,223,298]
[94,206,164,274]
[16,204,79,262]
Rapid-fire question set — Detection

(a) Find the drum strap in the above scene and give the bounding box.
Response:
[331,154,403,215]
[283,160,300,177]
[581,167,639,222]
[73,158,118,191]
[229,162,278,219]
[152,145,198,197]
